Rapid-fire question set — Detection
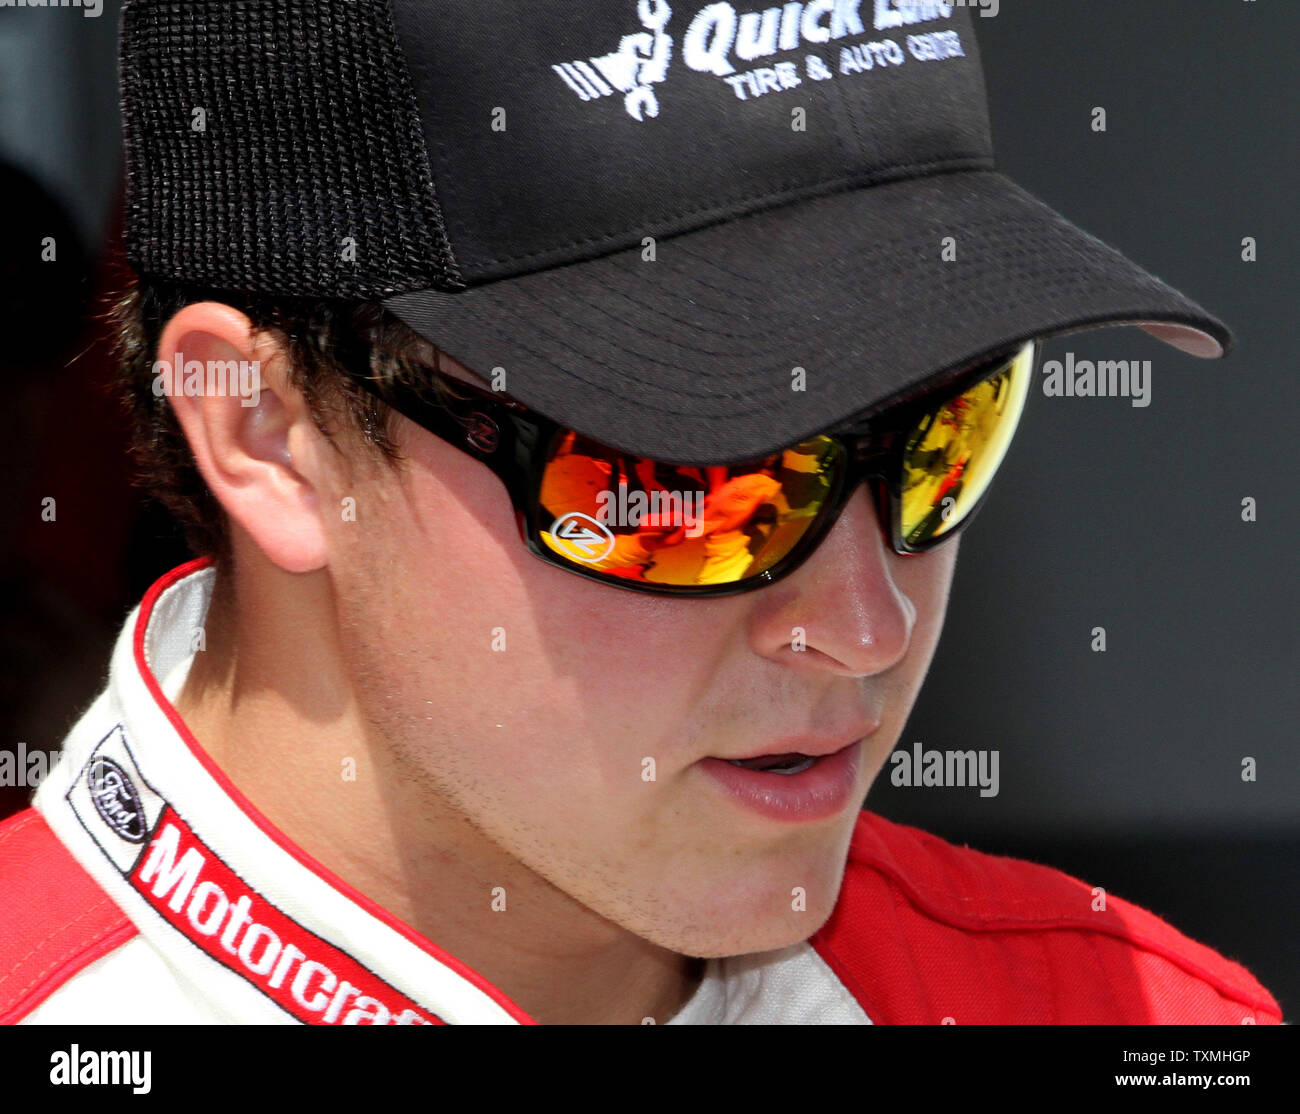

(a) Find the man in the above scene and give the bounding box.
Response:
[0,0,1281,1024]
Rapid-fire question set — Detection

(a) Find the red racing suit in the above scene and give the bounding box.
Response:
[0,562,1282,1024]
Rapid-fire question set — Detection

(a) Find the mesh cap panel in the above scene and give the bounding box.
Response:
[121,0,462,298]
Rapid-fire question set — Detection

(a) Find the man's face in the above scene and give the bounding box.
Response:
[324,355,958,959]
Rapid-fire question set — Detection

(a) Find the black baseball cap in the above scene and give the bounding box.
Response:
[120,0,1231,463]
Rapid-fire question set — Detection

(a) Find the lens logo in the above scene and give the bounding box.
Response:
[464,412,500,453]
[88,756,147,843]
[550,512,617,563]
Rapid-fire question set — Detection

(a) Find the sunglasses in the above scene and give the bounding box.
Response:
[343,340,1039,598]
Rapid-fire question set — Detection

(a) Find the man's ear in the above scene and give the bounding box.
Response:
[157,302,329,574]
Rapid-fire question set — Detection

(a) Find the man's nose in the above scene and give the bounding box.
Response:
[747,485,915,677]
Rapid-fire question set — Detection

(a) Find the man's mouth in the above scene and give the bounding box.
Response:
[701,736,870,822]
[726,753,818,775]
[718,730,872,774]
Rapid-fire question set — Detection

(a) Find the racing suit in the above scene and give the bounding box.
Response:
[0,562,1282,1024]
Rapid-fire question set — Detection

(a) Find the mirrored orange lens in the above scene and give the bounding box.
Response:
[899,343,1034,548]
[538,434,842,588]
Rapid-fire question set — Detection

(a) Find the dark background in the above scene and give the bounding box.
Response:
[1,1,1295,1016]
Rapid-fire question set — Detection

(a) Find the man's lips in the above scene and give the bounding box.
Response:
[698,737,869,821]
[712,728,879,764]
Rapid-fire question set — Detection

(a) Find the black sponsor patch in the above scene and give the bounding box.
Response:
[88,756,147,843]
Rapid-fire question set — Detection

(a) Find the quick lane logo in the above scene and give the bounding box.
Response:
[130,807,438,1025]
[554,0,961,118]
[87,757,147,843]
[553,0,673,120]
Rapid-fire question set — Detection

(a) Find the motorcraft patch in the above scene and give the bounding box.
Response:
[67,726,439,1024]
[130,807,438,1025]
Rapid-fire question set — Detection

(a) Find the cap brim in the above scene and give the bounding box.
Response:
[385,169,1231,464]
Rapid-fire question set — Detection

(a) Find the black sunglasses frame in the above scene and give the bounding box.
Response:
[341,340,1039,599]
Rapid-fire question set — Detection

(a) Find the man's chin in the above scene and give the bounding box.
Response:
[637,822,859,957]
[655,902,840,961]
[632,874,844,960]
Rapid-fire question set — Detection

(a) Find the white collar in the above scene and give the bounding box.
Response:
[35,561,868,1025]
[35,560,530,1024]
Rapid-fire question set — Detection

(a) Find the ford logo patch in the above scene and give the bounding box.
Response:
[89,757,146,843]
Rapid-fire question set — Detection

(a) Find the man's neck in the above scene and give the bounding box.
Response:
[173,568,703,1025]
